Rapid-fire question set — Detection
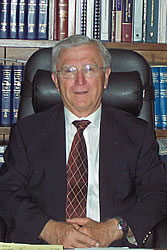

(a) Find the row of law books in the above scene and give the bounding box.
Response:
[0,0,167,44]
[50,0,167,43]
[0,0,48,40]
[0,64,24,126]
[152,65,167,130]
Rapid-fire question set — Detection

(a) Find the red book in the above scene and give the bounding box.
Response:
[55,0,68,40]
[121,0,133,43]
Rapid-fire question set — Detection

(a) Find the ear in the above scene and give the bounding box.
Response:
[51,72,60,92]
[104,68,111,89]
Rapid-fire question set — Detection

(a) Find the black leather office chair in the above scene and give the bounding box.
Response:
[1,47,167,247]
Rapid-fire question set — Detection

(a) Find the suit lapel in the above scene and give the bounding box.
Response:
[99,106,122,221]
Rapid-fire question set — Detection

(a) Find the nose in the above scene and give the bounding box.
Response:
[74,69,86,85]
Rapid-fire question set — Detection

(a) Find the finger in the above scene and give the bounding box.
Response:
[67,217,90,226]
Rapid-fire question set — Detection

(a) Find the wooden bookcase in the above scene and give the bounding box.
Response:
[0,40,167,142]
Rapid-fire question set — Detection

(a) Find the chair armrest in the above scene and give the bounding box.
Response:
[144,218,167,248]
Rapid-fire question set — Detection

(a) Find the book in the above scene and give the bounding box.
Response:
[142,0,147,42]
[151,66,161,129]
[132,0,143,42]
[157,0,167,44]
[9,0,19,39]
[48,0,54,40]
[86,0,94,38]
[159,66,167,129]
[56,0,68,40]
[68,0,76,37]
[99,0,112,42]
[0,65,12,126]
[0,144,7,167]
[121,0,133,42]
[37,0,49,40]
[0,0,10,38]
[145,0,159,43]
[111,0,116,42]
[11,64,24,124]
[115,0,122,42]
[93,0,100,39]
[26,0,37,39]
[75,0,82,35]
[80,0,87,36]
[17,0,27,39]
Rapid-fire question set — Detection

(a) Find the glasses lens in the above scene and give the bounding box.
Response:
[62,66,77,79]
[83,64,98,77]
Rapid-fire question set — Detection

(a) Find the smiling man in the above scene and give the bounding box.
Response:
[0,35,167,248]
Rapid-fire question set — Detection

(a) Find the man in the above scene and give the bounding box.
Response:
[0,35,167,248]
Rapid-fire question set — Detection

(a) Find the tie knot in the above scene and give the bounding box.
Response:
[72,120,91,131]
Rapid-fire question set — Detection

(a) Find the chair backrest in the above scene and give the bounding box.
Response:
[18,47,154,128]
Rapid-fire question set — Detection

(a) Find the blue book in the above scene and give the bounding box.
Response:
[26,0,37,39]
[146,0,159,43]
[17,0,27,39]
[159,66,167,129]
[11,64,24,124]
[0,65,12,126]
[36,0,48,40]
[0,0,10,38]
[151,66,161,129]
[9,0,19,38]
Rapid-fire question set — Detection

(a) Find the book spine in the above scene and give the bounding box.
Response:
[111,0,116,42]
[133,0,143,42]
[86,0,94,38]
[151,66,161,129]
[37,0,49,40]
[93,0,101,39]
[68,0,76,36]
[26,0,37,40]
[9,0,19,39]
[80,0,87,36]
[115,0,122,42]
[11,65,23,124]
[157,0,167,43]
[56,0,68,40]
[75,0,82,35]
[0,0,10,38]
[100,0,112,42]
[0,65,12,126]
[121,0,133,42]
[159,66,167,129]
[17,0,27,39]
[145,0,159,43]
[142,0,147,42]
[48,0,54,40]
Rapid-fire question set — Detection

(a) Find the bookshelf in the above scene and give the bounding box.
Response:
[0,40,167,141]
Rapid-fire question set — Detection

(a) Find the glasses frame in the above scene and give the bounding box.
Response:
[56,64,105,79]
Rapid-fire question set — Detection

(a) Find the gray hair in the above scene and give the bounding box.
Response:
[51,35,112,72]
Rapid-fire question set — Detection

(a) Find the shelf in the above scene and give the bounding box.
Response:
[0,39,167,50]
[0,127,11,144]
[156,130,167,138]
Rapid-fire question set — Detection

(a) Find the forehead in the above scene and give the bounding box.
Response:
[57,44,104,66]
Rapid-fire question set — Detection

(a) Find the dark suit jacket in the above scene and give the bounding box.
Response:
[0,103,167,247]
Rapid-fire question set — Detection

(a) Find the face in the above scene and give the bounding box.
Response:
[52,44,111,117]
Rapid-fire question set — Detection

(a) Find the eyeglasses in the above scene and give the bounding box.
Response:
[56,64,105,79]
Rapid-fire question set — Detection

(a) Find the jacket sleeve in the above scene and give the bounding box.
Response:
[120,123,167,247]
[0,123,50,243]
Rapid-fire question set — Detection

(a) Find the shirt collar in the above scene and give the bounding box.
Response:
[64,105,101,128]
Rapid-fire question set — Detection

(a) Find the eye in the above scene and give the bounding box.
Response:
[84,64,96,73]
[64,66,76,74]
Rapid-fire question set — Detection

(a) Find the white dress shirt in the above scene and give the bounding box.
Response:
[64,106,101,222]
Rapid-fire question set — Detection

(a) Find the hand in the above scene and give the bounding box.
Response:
[40,219,99,248]
[67,217,123,247]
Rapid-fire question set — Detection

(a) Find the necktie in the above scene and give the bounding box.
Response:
[66,120,91,219]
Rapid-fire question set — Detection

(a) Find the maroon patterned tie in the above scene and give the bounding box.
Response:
[66,120,91,219]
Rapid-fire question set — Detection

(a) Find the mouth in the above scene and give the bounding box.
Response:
[74,90,88,95]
